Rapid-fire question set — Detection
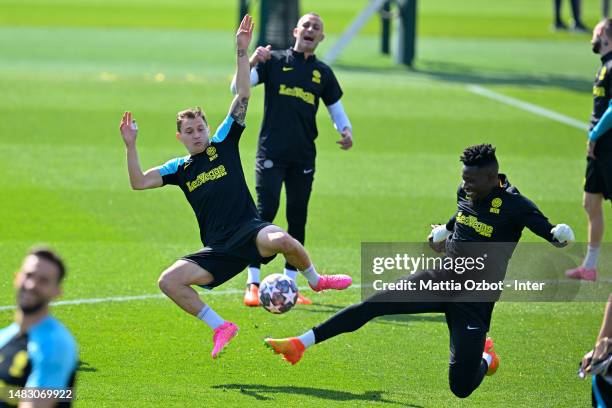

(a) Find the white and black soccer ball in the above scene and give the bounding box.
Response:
[259,274,298,314]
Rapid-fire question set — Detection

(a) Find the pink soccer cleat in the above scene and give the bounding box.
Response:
[308,274,352,292]
[211,322,239,359]
[565,266,597,281]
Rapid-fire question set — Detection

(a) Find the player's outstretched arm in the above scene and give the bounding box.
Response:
[520,196,574,246]
[119,111,163,190]
[228,14,254,126]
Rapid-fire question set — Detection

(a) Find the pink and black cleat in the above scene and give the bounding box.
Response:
[565,266,597,281]
[211,322,239,359]
[308,274,353,292]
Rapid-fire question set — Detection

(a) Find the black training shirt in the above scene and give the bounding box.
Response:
[255,48,343,165]
[159,115,260,247]
[443,174,557,273]
[445,174,555,243]
[590,51,612,135]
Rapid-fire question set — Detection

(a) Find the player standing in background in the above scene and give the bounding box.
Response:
[230,12,354,307]
[566,19,612,282]
[553,0,588,32]
[0,247,78,408]
[119,15,351,359]
[265,144,575,399]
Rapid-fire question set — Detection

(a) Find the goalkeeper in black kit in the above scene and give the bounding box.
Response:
[264,144,575,399]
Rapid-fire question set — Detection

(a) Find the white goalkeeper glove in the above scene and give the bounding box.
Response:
[551,224,575,244]
[430,224,452,243]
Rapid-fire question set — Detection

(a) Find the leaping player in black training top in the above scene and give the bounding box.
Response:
[230,12,353,307]
[264,144,575,398]
[118,15,352,359]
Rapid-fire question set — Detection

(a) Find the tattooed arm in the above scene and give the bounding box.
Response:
[229,95,249,127]
[230,15,253,126]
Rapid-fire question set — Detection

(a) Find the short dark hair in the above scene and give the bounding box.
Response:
[460,144,498,168]
[176,107,207,132]
[28,246,66,283]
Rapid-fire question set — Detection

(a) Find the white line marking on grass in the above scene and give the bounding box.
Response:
[0,285,365,312]
[0,290,235,312]
[0,279,608,312]
[467,85,589,131]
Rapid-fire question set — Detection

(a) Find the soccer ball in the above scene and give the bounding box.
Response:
[259,274,298,314]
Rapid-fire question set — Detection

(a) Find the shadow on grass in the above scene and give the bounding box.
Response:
[299,302,446,326]
[335,60,591,93]
[76,361,97,372]
[211,383,422,407]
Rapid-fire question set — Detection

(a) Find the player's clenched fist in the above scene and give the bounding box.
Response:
[119,111,138,147]
[250,45,272,66]
[336,128,353,150]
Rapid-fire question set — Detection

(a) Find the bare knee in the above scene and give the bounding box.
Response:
[276,233,300,254]
[584,194,603,217]
[158,267,182,294]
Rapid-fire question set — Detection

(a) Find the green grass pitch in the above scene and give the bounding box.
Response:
[0,0,608,406]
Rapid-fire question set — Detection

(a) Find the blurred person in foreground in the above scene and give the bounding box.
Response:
[0,247,78,408]
[581,294,612,407]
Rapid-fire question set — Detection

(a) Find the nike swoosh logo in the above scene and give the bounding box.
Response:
[466,325,480,330]
[282,67,293,72]
[303,169,314,174]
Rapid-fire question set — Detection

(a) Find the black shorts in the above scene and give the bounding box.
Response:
[182,220,276,289]
[593,374,612,407]
[585,136,612,199]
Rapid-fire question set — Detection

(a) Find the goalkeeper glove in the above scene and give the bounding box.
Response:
[430,224,452,243]
[551,224,575,244]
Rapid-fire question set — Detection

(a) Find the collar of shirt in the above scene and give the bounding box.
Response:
[601,51,612,63]
[469,184,504,206]
[290,48,317,62]
[464,174,510,205]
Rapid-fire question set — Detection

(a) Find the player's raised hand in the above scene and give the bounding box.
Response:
[250,45,272,66]
[236,14,254,51]
[119,111,138,147]
[336,128,353,150]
